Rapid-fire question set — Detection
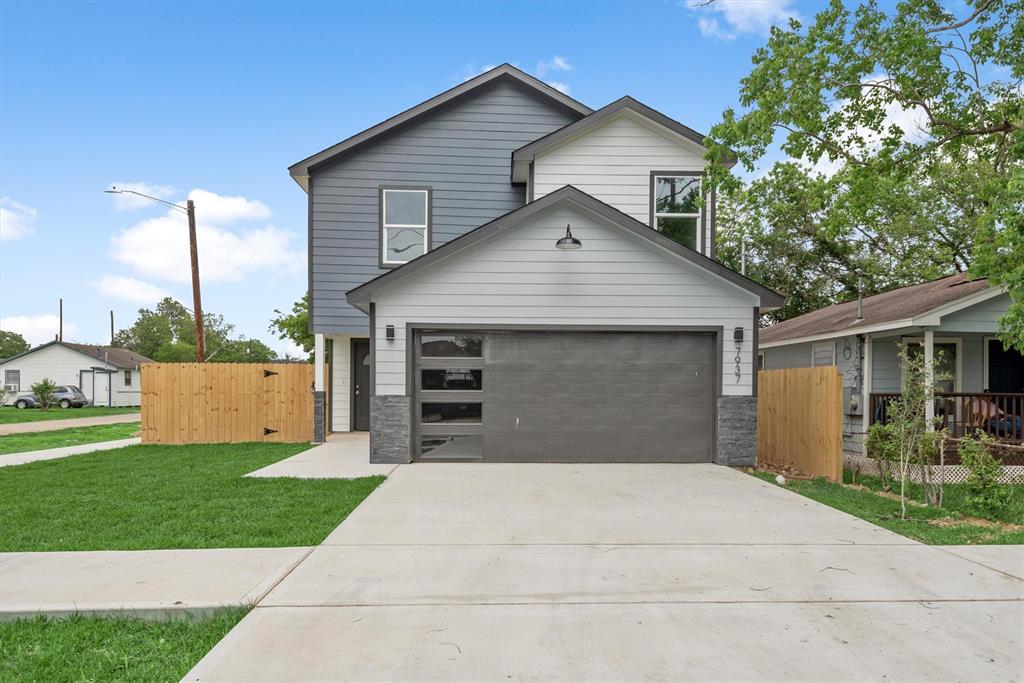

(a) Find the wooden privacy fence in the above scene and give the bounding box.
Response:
[757,367,843,481]
[141,363,313,444]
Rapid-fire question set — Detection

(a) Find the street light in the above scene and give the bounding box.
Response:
[104,186,205,362]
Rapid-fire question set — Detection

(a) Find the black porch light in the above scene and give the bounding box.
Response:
[555,224,582,250]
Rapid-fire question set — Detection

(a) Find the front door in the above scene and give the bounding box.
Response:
[352,339,371,431]
[988,339,1024,393]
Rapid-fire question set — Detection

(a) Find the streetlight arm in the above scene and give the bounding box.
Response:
[104,186,188,213]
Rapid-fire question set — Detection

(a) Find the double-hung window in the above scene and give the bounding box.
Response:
[381,187,430,266]
[652,174,702,251]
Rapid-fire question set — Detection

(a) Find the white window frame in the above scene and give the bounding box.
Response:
[757,351,765,371]
[900,337,963,393]
[811,341,836,367]
[651,173,702,249]
[4,369,20,391]
[381,188,430,266]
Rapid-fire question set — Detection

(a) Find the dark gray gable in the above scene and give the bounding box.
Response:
[346,185,784,311]
[511,96,733,182]
[289,64,592,189]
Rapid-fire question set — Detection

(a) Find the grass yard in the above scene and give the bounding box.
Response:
[0,442,384,551]
[0,406,141,424]
[752,470,1024,544]
[0,609,248,682]
[0,422,140,455]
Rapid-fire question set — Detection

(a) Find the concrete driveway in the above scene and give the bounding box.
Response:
[187,464,1023,681]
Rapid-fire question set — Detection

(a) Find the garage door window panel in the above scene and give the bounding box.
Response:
[421,369,482,391]
[421,334,482,358]
[421,402,482,424]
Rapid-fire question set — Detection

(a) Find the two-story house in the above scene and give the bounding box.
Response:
[289,64,782,465]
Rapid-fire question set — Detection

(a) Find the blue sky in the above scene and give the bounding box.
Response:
[0,0,818,355]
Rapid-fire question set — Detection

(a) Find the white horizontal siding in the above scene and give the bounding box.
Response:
[330,335,352,432]
[532,112,712,254]
[372,204,757,397]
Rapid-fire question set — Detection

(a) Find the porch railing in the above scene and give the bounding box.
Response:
[869,392,1024,444]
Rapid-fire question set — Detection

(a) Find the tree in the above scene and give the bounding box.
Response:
[269,294,314,361]
[0,331,30,359]
[210,338,276,363]
[115,296,277,362]
[716,159,980,324]
[114,297,235,360]
[30,378,57,411]
[703,0,1022,346]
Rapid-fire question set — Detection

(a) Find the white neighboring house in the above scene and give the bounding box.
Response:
[0,341,152,407]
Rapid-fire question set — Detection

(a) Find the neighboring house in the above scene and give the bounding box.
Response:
[290,64,783,464]
[0,341,152,407]
[760,273,1024,453]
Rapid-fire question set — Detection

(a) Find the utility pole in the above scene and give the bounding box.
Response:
[59,298,63,341]
[110,310,115,346]
[104,186,205,362]
[186,199,205,362]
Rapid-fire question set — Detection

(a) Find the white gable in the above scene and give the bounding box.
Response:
[372,202,757,397]
[532,111,709,245]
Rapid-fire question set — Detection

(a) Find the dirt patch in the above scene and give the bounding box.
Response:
[840,483,930,507]
[927,516,1024,531]
[755,463,816,480]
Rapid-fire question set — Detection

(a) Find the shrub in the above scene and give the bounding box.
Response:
[30,378,57,411]
[958,432,1010,516]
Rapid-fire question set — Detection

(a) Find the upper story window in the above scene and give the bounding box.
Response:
[381,187,431,266]
[652,174,702,251]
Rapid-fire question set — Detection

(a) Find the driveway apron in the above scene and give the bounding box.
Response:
[186,464,1024,681]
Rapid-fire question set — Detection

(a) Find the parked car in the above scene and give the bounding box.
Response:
[13,385,88,409]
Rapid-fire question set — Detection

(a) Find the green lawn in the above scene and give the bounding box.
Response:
[0,609,248,682]
[0,442,384,551]
[0,406,140,424]
[752,470,1024,544]
[0,422,140,455]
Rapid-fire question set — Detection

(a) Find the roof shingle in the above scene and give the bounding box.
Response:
[760,273,992,344]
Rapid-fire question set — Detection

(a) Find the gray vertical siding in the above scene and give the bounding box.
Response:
[310,81,578,334]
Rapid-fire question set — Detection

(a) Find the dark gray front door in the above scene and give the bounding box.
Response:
[415,330,715,463]
[352,339,370,431]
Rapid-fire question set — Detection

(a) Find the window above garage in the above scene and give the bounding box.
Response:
[380,187,431,267]
[651,173,702,251]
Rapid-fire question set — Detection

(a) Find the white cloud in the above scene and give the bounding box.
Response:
[697,16,736,41]
[106,182,178,211]
[92,275,172,304]
[536,55,572,76]
[690,0,799,40]
[462,57,574,94]
[803,77,930,177]
[0,198,38,241]
[110,189,301,284]
[1,314,78,346]
[276,338,308,359]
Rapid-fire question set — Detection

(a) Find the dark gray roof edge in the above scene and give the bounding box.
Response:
[511,96,737,167]
[288,64,593,183]
[346,185,783,310]
[0,340,154,367]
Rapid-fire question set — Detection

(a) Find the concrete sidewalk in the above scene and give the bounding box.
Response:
[0,548,311,620]
[187,464,1024,681]
[246,432,394,479]
[0,412,140,435]
[0,438,140,467]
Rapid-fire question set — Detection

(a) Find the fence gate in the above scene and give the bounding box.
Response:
[757,367,843,481]
[141,363,313,444]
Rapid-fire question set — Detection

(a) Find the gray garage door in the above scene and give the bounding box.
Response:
[415,330,715,463]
